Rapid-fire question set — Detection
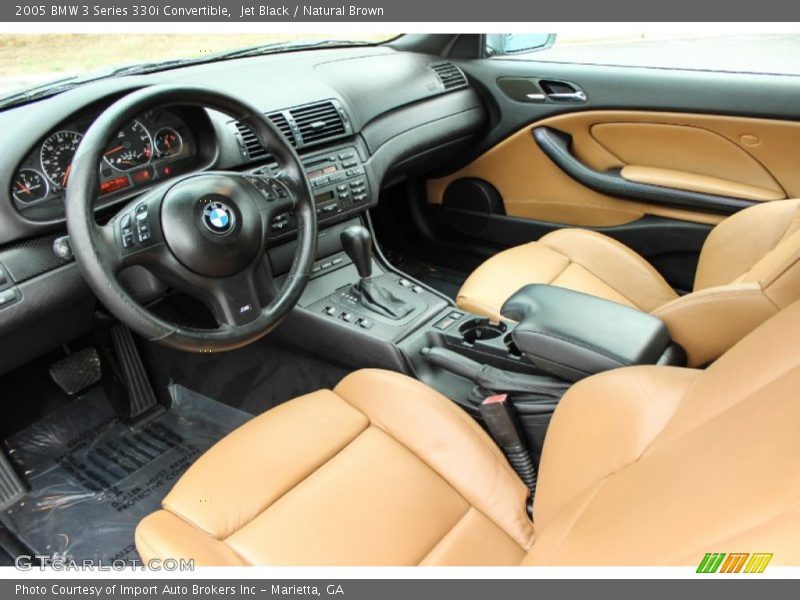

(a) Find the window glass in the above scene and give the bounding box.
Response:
[491,33,800,76]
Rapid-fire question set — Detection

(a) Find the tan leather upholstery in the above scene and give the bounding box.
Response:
[136,369,533,566]
[458,199,800,365]
[619,165,785,202]
[525,299,800,565]
[137,300,800,565]
[457,228,678,322]
[427,110,800,227]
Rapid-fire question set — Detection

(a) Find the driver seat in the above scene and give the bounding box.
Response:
[135,300,800,566]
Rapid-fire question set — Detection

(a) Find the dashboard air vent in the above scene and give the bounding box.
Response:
[267,112,296,147]
[234,112,298,161]
[431,62,468,90]
[234,120,268,160]
[291,101,346,146]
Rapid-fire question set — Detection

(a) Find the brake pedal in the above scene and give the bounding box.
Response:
[110,324,159,420]
[48,347,102,396]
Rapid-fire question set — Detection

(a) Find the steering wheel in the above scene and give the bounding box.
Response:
[65,85,317,352]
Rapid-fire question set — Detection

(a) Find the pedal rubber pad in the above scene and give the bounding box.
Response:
[48,347,102,396]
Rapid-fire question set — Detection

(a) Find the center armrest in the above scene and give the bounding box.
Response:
[501,284,677,381]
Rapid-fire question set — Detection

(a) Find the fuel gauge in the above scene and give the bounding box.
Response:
[154,127,183,158]
[12,168,49,203]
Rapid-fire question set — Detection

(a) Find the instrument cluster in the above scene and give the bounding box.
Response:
[11,107,199,215]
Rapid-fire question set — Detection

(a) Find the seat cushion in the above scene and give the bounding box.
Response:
[457,229,678,322]
[135,369,533,566]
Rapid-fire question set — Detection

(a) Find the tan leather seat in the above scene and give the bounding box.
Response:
[457,199,800,366]
[136,301,800,565]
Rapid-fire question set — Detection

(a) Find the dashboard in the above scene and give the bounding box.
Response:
[10,106,212,222]
[0,44,486,374]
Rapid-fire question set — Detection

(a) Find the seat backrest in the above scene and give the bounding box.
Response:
[523,298,800,566]
[695,199,800,305]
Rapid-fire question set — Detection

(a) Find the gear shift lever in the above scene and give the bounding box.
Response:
[339,225,413,320]
[340,225,373,279]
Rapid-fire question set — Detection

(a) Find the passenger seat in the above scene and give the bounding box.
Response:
[457,199,800,366]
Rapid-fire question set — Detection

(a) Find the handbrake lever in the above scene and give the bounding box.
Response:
[421,346,568,397]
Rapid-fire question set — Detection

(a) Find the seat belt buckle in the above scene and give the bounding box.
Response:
[479,393,538,506]
[479,394,526,452]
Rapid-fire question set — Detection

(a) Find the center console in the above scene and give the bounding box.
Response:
[257,138,685,466]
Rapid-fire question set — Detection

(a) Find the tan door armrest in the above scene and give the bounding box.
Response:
[621,165,786,202]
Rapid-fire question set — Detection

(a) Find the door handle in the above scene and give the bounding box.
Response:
[538,79,588,102]
[545,90,587,102]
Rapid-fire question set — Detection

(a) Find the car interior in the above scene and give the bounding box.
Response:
[1,33,799,567]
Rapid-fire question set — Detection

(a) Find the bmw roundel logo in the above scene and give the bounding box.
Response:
[202,201,235,234]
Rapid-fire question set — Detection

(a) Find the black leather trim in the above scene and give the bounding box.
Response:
[502,284,672,382]
[533,126,756,216]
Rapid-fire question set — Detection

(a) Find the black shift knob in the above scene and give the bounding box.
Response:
[340,225,373,279]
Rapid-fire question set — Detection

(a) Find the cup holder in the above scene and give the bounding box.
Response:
[459,317,507,345]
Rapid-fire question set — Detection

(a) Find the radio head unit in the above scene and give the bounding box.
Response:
[252,145,370,237]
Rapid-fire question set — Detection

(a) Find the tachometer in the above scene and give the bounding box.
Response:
[154,127,183,158]
[40,130,83,189]
[103,120,153,172]
[12,168,49,203]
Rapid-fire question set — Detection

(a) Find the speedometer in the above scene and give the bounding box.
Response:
[103,120,153,172]
[40,130,83,189]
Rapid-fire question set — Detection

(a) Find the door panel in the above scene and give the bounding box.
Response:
[418,56,800,292]
[428,109,800,227]
[590,122,784,196]
[427,118,727,227]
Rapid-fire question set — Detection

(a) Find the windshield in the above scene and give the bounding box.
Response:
[0,33,396,100]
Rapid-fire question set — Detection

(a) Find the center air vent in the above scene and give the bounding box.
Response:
[233,100,351,162]
[290,101,347,145]
[431,62,468,90]
[267,112,296,147]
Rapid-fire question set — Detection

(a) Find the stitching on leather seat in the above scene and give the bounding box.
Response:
[653,287,774,317]
[337,374,535,549]
[542,239,666,310]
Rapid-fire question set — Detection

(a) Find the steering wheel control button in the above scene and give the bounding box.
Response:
[202,201,235,235]
[271,182,289,198]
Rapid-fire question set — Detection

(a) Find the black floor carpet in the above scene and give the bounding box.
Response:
[1,384,249,563]
[141,338,352,416]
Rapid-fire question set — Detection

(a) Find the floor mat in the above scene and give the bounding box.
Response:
[1,384,250,564]
[383,250,467,299]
